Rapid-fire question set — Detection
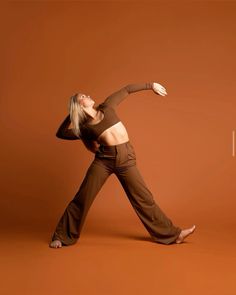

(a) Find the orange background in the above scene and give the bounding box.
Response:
[1,1,236,295]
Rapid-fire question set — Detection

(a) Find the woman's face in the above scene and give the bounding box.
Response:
[77,93,95,108]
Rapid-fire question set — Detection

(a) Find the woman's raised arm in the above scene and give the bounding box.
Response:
[102,82,154,108]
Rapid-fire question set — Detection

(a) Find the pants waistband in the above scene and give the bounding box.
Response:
[97,140,131,156]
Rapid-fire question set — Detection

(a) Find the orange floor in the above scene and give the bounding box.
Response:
[1,217,235,295]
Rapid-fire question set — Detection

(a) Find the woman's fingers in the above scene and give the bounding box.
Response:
[160,86,167,92]
[160,88,167,94]
[158,89,167,96]
[155,83,166,89]
[153,82,167,96]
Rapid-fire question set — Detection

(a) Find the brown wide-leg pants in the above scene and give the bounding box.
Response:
[51,141,182,245]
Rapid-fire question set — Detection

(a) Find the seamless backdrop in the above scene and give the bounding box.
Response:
[0,1,236,295]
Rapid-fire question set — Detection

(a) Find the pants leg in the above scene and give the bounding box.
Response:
[51,157,112,245]
[115,164,182,245]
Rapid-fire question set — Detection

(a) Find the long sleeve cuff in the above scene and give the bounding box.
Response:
[124,82,153,94]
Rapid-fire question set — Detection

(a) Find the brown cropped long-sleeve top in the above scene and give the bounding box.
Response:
[56,82,153,141]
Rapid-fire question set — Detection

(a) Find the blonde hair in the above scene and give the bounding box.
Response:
[68,93,87,138]
[68,93,100,153]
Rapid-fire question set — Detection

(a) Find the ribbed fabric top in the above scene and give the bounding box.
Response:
[81,104,120,140]
[56,83,153,141]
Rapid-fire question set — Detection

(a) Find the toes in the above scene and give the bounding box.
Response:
[191,225,196,233]
[49,240,62,248]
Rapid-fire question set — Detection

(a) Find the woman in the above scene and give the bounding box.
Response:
[49,82,196,248]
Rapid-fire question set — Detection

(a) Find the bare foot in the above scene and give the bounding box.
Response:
[175,225,196,244]
[49,239,62,248]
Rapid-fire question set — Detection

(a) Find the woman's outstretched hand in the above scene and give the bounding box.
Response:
[152,82,167,96]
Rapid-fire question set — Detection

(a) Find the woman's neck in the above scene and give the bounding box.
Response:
[84,106,98,120]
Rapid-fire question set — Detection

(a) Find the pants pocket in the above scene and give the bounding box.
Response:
[127,144,136,160]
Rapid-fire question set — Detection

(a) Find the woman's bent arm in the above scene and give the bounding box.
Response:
[102,82,154,108]
[56,114,80,140]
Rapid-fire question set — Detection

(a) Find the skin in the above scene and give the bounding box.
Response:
[49,225,196,248]
[49,84,196,248]
[76,93,130,146]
